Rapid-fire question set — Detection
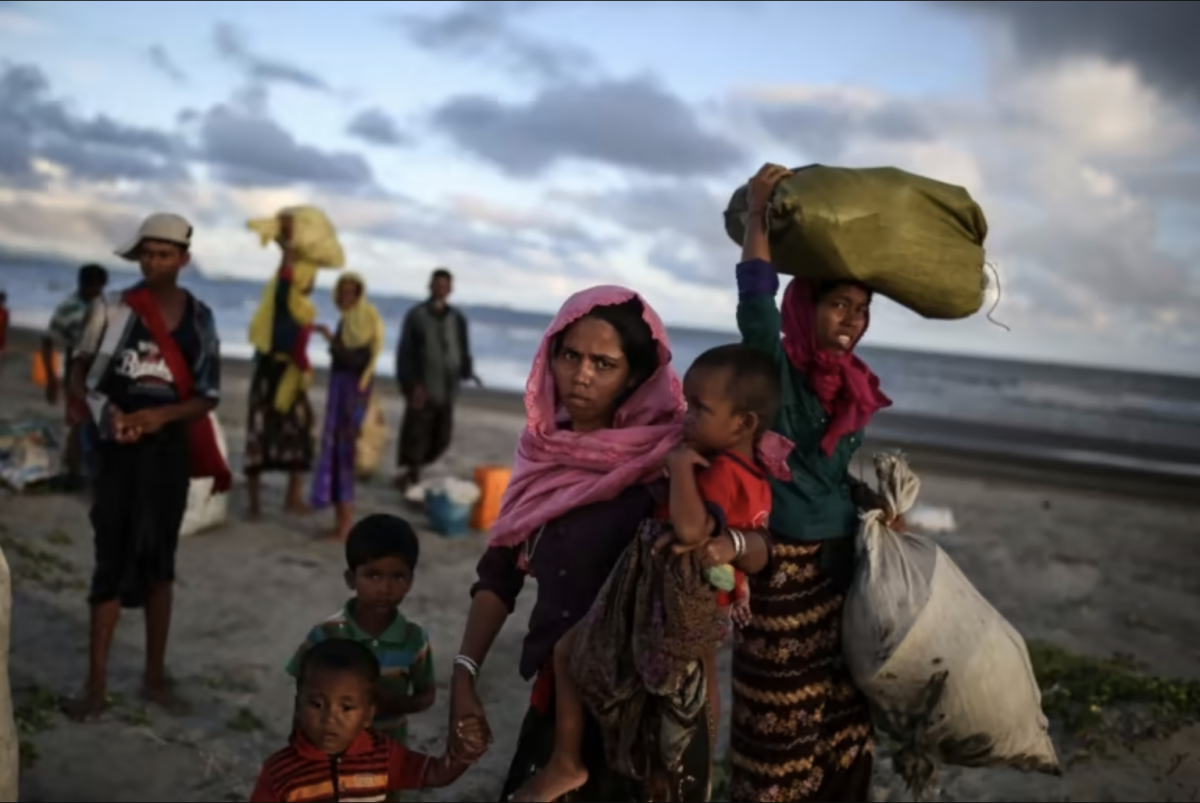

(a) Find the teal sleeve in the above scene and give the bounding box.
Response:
[737,295,783,356]
[409,628,435,694]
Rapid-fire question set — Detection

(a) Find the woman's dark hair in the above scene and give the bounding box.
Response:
[815,279,873,303]
[554,297,660,402]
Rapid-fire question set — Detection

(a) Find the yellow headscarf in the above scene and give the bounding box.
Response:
[246,205,346,412]
[334,272,385,391]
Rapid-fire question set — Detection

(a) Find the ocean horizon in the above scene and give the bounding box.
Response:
[4,253,1200,469]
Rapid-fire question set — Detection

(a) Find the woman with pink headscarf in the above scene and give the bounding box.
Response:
[727,163,898,802]
[444,287,773,801]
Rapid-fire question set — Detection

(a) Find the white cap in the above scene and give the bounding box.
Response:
[115,213,193,261]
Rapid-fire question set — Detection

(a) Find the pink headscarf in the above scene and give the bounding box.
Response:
[487,286,686,549]
[781,279,892,456]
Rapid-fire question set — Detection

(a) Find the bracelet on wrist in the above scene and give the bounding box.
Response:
[453,654,480,681]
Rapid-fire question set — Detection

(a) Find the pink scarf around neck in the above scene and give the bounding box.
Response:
[487,286,686,549]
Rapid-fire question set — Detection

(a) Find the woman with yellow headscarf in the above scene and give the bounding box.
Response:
[244,207,344,518]
[310,272,384,541]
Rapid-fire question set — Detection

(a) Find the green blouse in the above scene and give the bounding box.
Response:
[736,271,864,546]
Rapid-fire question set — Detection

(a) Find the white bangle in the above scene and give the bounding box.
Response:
[729,529,747,560]
[454,655,480,679]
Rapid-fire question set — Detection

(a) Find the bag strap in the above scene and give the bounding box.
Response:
[123,287,195,401]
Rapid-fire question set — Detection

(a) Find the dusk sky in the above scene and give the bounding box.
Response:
[1,1,1197,374]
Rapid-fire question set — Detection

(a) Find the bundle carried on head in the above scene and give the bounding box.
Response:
[248,204,346,270]
[724,165,989,320]
[246,205,346,412]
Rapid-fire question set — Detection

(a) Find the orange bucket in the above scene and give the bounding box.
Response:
[471,465,512,532]
[31,350,60,388]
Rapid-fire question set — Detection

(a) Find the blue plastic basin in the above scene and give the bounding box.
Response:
[425,490,470,537]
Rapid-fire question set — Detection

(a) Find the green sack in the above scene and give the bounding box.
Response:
[724,165,989,320]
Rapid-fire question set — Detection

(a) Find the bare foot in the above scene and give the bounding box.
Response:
[321,527,350,543]
[141,682,193,716]
[62,687,109,722]
[511,756,589,802]
[245,506,262,522]
[284,501,314,516]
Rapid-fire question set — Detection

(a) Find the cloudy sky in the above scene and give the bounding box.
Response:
[1,0,1197,374]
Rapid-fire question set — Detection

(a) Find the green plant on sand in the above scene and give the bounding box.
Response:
[1027,640,1200,746]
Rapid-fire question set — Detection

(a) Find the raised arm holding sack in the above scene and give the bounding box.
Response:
[725,164,989,320]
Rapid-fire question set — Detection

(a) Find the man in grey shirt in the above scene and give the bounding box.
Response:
[394,268,479,491]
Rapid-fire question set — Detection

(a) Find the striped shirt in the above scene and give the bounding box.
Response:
[251,730,429,803]
[286,602,434,745]
[48,292,91,352]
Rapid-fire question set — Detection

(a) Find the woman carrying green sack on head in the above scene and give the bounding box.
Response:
[729,164,906,803]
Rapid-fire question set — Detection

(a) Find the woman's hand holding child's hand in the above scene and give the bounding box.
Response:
[449,714,490,764]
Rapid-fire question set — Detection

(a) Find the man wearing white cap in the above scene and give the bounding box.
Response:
[64,212,230,720]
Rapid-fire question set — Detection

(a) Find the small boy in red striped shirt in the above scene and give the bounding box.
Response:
[252,638,487,802]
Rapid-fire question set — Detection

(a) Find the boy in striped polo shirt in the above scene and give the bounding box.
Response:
[254,638,486,802]
[287,514,434,746]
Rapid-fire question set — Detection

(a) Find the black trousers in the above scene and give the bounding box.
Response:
[89,424,190,609]
[396,402,454,470]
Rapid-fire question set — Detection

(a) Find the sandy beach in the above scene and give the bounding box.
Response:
[2,333,1200,803]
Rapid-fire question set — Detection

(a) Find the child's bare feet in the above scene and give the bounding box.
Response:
[511,755,589,802]
[141,681,193,716]
[62,687,109,722]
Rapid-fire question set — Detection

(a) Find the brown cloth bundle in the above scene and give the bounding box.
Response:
[569,519,728,781]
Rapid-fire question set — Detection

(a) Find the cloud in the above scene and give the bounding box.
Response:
[431,76,745,179]
[346,108,412,148]
[558,182,732,285]
[196,100,375,190]
[729,56,1200,334]
[147,45,188,85]
[0,0,39,34]
[392,0,592,83]
[0,63,187,187]
[936,1,1200,104]
[213,22,329,92]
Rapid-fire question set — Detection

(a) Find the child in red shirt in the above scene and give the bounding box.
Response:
[514,343,784,802]
[252,638,487,802]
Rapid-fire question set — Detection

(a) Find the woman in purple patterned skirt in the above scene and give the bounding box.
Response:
[311,272,384,541]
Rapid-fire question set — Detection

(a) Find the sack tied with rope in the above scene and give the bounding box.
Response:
[725,165,990,320]
[842,453,1060,799]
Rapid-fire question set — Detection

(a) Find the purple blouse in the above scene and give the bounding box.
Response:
[471,484,659,680]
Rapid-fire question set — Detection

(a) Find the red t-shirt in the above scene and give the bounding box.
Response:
[0,307,9,352]
[251,730,431,802]
[658,451,772,605]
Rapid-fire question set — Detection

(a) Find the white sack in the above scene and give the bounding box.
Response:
[842,452,1059,797]
[179,413,229,539]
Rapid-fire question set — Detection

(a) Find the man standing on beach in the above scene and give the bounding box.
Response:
[44,263,109,486]
[64,212,227,720]
[394,268,479,492]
